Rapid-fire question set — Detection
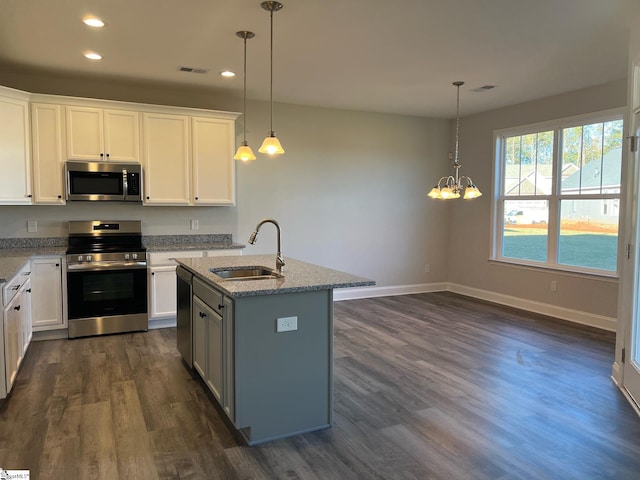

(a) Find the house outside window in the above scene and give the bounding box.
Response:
[492,109,624,275]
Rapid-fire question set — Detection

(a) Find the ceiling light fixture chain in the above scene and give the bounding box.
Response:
[258,1,285,156]
[428,81,482,200]
[234,30,257,161]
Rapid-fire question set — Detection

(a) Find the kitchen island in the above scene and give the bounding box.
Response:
[175,254,374,445]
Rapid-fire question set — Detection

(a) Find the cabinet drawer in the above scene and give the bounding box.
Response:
[3,262,31,305]
[148,250,204,266]
[193,277,223,315]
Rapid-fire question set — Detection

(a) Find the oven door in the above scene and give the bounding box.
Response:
[67,265,148,337]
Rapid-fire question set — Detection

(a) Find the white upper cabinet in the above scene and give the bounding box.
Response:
[31,103,65,204]
[66,106,140,162]
[0,87,31,205]
[142,112,191,205]
[192,116,236,205]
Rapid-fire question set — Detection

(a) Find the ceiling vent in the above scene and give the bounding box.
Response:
[178,66,209,74]
[471,85,496,92]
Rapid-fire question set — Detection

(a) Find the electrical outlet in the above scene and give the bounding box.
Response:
[276,316,298,332]
[190,219,199,230]
[551,280,558,292]
[424,263,431,273]
[27,220,37,233]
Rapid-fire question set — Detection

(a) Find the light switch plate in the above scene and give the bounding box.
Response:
[27,220,37,233]
[190,219,199,230]
[276,316,298,332]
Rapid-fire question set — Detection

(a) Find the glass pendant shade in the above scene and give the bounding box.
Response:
[259,133,285,155]
[428,186,441,199]
[235,30,256,162]
[463,185,482,199]
[234,142,256,161]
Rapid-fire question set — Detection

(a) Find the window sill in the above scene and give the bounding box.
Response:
[488,258,619,282]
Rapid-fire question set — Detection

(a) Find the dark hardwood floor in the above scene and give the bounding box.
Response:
[1,292,640,479]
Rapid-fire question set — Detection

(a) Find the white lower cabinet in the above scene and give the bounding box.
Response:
[148,249,241,322]
[1,263,32,398]
[30,256,65,331]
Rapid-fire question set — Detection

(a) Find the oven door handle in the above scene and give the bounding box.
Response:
[67,261,148,271]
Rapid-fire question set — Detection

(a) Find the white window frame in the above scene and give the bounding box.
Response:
[491,107,625,277]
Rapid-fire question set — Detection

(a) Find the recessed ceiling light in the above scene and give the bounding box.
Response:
[220,71,236,78]
[84,52,103,60]
[83,17,105,28]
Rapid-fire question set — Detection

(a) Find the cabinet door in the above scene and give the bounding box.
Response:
[149,265,177,319]
[66,106,104,160]
[3,292,24,394]
[31,257,64,330]
[21,279,32,353]
[191,117,235,205]
[193,296,208,379]
[104,109,140,163]
[223,295,234,419]
[142,113,190,205]
[0,92,31,204]
[206,305,224,403]
[31,104,65,204]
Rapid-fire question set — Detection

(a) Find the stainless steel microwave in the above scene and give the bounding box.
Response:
[66,161,142,202]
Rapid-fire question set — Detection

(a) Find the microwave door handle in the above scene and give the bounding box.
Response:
[122,169,128,201]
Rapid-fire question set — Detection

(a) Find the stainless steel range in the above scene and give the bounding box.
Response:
[66,220,148,338]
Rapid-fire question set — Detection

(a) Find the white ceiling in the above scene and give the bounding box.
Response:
[0,0,637,118]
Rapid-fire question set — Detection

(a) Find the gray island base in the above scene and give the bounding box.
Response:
[175,255,375,445]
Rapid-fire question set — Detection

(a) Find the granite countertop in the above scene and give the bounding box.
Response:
[0,234,244,284]
[143,234,244,252]
[145,242,244,252]
[0,246,67,284]
[176,254,375,298]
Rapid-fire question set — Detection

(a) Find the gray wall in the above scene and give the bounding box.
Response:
[0,70,451,287]
[0,70,626,318]
[447,79,627,318]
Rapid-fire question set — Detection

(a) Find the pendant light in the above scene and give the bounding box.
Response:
[234,30,257,161]
[428,81,482,200]
[258,1,285,156]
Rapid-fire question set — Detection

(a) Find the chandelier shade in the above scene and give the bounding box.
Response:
[428,81,482,200]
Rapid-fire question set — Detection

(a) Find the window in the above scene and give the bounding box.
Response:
[493,110,624,274]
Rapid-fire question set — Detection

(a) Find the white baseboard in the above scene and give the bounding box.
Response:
[447,282,616,332]
[611,362,622,386]
[333,281,616,332]
[334,282,448,301]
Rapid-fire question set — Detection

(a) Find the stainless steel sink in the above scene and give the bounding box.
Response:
[211,267,283,281]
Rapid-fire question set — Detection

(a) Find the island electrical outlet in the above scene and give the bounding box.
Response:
[276,316,298,332]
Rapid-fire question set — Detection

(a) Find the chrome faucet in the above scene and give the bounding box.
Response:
[248,218,285,273]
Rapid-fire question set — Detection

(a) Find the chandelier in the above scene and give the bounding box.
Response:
[428,81,482,200]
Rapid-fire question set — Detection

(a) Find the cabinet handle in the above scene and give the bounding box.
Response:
[218,304,224,310]
[27,194,33,198]
[151,272,155,276]
[199,312,207,318]
[12,285,20,290]
[146,196,150,200]
[14,305,21,311]
[58,195,62,199]
[100,153,104,158]
[55,263,60,267]
[27,288,32,293]
[195,197,199,201]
